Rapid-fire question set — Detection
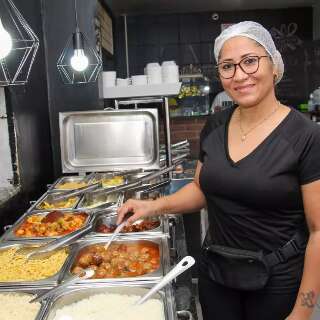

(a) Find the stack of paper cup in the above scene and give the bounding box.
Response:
[132,75,148,86]
[146,62,162,84]
[103,71,116,87]
[162,61,179,83]
[116,78,130,86]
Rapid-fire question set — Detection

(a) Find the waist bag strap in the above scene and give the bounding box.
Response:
[264,227,308,268]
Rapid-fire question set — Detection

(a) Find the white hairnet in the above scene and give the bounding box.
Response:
[214,21,284,84]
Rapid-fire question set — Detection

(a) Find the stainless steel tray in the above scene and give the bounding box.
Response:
[0,286,53,320]
[0,241,72,288]
[59,109,160,173]
[41,282,176,320]
[48,176,95,193]
[29,192,82,212]
[2,210,93,242]
[60,236,170,284]
[86,214,169,239]
[91,172,127,188]
[76,190,123,210]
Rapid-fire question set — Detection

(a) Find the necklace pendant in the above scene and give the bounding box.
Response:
[241,134,246,141]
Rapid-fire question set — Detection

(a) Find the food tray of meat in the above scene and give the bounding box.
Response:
[41,282,176,320]
[86,214,169,239]
[60,237,169,284]
[30,192,81,211]
[76,190,123,210]
[0,287,53,320]
[0,241,71,287]
[2,210,91,241]
[49,176,95,192]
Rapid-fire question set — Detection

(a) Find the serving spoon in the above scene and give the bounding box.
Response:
[29,268,95,303]
[135,255,195,305]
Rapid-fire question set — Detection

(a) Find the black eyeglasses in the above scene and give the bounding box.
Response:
[216,55,270,79]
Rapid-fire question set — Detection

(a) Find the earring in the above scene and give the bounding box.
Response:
[273,74,277,84]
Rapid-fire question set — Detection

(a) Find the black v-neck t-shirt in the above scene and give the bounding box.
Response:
[199,107,320,292]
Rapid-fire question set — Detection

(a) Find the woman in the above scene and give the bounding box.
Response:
[117,21,320,320]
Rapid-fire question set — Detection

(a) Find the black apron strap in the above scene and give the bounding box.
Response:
[264,227,308,268]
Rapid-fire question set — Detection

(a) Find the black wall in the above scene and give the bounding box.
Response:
[5,0,53,197]
[115,8,314,106]
[42,0,103,178]
[0,0,107,229]
[0,0,53,229]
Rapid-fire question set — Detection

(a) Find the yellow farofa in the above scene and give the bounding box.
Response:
[0,247,68,281]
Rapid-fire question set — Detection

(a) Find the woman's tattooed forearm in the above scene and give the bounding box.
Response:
[300,291,318,309]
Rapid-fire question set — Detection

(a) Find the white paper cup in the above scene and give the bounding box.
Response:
[132,75,148,86]
[146,62,161,69]
[146,66,162,84]
[116,78,130,86]
[162,65,179,83]
[103,71,116,87]
[162,61,176,67]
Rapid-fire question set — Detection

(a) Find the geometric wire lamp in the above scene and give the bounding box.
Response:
[57,0,102,84]
[0,0,39,86]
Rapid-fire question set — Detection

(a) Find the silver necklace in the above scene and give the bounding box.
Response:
[239,101,281,142]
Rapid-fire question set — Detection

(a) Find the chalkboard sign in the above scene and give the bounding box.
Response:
[269,23,308,105]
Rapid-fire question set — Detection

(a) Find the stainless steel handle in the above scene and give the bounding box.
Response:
[90,201,116,214]
[103,181,142,194]
[44,223,94,250]
[140,162,181,183]
[143,179,171,193]
[28,223,94,259]
[172,140,190,149]
[3,225,12,232]
[52,182,101,202]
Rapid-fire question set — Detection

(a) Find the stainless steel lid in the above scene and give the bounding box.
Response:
[59,109,160,173]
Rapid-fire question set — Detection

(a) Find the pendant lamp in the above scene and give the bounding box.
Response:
[57,0,102,84]
[0,0,39,86]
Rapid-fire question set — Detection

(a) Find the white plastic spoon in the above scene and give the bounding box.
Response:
[135,255,195,305]
[103,220,127,251]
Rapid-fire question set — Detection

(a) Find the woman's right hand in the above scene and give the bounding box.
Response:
[116,198,161,225]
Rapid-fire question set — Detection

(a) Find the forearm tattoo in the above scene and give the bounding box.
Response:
[300,291,319,309]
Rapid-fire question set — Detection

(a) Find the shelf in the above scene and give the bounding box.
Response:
[101,82,182,99]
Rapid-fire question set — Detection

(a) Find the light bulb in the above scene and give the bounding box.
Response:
[0,19,12,59]
[70,49,88,72]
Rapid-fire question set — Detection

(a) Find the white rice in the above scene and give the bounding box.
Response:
[0,293,41,320]
[52,293,165,320]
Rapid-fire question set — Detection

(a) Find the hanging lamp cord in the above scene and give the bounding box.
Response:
[74,0,79,30]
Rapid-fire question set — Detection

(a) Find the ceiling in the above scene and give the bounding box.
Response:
[104,0,318,16]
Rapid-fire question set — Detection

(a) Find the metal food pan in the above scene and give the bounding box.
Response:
[60,237,170,284]
[86,214,169,239]
[91,172,127,189]
[76,190,123,210]
[2,210,93,242]
[30,192,81,212]
[48,176,94,193]
[0,286,53,320]
[124,188,162,201]
[41,282,176,320]
[0,241,72,288]
[59,109,160,173]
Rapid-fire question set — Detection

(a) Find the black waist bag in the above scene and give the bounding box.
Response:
[203,228,308,291]
[204,245,269,290]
